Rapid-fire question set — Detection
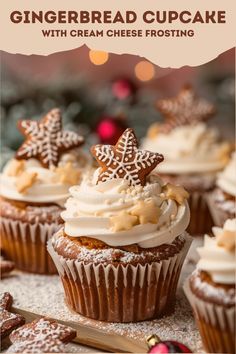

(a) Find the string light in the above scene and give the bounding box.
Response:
[89,50,109,65]
[134,60,155,81]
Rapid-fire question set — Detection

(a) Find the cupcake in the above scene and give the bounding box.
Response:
[48,128,192,322]
[0,108,85,274]
[207,152,236,226]
[184,219,236,353]
[142,85,232,235]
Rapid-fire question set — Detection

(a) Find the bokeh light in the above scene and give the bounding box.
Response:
[134,60,155,81]
[89,50,109,65]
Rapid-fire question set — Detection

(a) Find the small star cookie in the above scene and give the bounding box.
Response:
[147,123,161,139]
[15,171,38,194]
[53,162,81,185]
[110,211,138,232]
[131,199,160,224]
[164,183,189,205]
[218,142,232,164]
[7,159,25,177]
[217,230,236,252]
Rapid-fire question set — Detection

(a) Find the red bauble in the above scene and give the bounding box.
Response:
[96,116,127,145]
[112,79,133,100]
[149,341,192,353]
[147,335,192,354]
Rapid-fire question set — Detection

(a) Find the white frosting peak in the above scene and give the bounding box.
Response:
[197,219,236,284]
[216,152,236,197]
[142,122,229,174]
[61,170,190,248]
[0,149,88,206]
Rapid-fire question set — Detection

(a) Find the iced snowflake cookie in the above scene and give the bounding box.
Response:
[0,293,25,345]
[142,85,232,235]
[7,317,76,353]
[0,108,88,274]
[48,128,192,322]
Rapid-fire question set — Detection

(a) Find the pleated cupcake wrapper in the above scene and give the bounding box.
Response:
[183,278,235,353]
[48,233,192,322]
[206,192,233,228]
[0,217,60,274]
[187,192,214,235]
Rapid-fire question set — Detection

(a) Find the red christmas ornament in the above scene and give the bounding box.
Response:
[147,335,192,354]
[96,116,127,145]
[112,79,133,100]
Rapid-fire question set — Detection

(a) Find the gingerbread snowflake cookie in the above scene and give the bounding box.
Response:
[156,85,216,133]
[91,128,164,186]
[10,317,76,343]
[7,338,67,353]
[0,292,25,342]
[15,108,84,168]
[8,317,76,354]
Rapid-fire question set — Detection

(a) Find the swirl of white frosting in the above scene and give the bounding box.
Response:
[142,123,229,174]
[61,170,190,248]
[197,219,236,284]
[0,149,88,207]
[216,152,236,197]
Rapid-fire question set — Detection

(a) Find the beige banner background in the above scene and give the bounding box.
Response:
[0,0,235,68]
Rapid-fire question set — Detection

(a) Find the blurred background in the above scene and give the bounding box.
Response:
[0,46,235,165]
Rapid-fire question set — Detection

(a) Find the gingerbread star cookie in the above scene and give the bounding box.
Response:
[15,171,38,194]
[53,162,81,185]
[131,199,161,224]
[156,85,216,133]
[164,183,189,205]
[0,293,25,342]
[91,128,164,186]
[15,108,84,168]
[217,230,236,252]
[110,211,138,232]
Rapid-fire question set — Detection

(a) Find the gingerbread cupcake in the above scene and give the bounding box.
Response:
[142,85,232,235]
[184,218,236,353]
[48,128,192,322]
[207,152,236,226]
[0,108,85,274]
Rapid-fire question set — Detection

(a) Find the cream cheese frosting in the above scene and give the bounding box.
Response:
[0,149,88,207]
[61,170,190,248]
[142,123,229,174]
[216,152,236,197]
[197,219,236,284]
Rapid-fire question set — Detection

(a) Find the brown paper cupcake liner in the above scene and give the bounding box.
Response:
[184,278,235,353]
[187,192,214,235]
[48,233,192,322]
[0,217,60,274]
[206,193,234,227]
